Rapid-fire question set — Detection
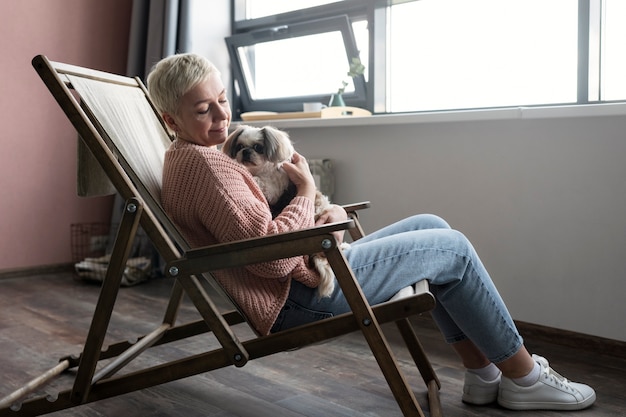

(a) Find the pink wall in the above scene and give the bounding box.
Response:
[0,1,132,271]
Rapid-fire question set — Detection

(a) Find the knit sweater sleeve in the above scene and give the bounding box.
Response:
[161,141,321,287]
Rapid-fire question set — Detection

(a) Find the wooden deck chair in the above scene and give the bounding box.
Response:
[0,55,441,417]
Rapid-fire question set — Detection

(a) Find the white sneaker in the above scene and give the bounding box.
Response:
[462,371,501,405]
[498,354,596,410]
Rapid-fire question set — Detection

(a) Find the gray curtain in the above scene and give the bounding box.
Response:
[126,0,192,80]
[78,0,191,197]
[105,0,193,277]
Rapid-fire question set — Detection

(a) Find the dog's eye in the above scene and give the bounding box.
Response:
[253,144,265,154]
[234,144,244,153]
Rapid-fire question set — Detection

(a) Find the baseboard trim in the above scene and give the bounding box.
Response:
[0,263,74,280]
[515,320,625,359]
[411,314,624,359]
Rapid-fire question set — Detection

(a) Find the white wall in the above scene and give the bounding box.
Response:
[185,0,231,99]
[257,111,626,342]
[187,0,626,340]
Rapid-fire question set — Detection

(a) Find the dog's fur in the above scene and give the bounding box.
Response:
[222,125,340,298]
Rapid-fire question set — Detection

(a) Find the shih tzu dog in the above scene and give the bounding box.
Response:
[222,125,344,298]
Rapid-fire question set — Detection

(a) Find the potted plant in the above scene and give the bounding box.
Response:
[329,57,365,107]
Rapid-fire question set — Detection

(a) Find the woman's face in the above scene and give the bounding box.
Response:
[165,74,231,147]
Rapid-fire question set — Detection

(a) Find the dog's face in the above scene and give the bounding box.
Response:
[222,125,294,176]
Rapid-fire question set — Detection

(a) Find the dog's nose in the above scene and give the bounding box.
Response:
[241,148,252,162]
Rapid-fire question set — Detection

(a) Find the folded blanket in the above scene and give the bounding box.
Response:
[74,254,151,286]
[77,136,116,197]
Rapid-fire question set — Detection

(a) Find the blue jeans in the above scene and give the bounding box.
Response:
[271,214,523,364]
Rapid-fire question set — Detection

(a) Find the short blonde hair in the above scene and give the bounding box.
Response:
[147,53,220,116]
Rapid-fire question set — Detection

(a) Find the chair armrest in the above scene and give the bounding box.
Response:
[341,201,370,214]
[166,220,355,277]
[341,201,370,241]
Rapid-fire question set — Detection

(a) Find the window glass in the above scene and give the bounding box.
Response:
[601,0,626,100]
[237,31,352,100]
[388,0,578,112]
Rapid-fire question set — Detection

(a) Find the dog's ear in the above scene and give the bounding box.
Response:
[261,126,294,162]
[222,126,245,158]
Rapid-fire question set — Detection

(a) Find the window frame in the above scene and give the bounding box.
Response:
[226,14,367,115]
[230,0,624,118]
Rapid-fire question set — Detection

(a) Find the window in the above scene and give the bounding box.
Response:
[388,0,578,112]
[226,15,366,113]
[230,0,626,117]
[240,0,343,20]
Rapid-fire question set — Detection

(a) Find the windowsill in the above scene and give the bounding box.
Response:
[234,102,626,129]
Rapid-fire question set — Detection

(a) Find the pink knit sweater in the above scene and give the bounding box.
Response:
[161,140,321,335]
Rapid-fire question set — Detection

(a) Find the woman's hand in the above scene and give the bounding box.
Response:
[315,204,348,243]
[281,152,317,201]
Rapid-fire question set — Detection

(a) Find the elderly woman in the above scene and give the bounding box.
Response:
[148,53,595,411]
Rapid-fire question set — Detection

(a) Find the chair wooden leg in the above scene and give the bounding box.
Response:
[367,330,427,417]
[162,278,185,325]
[396,317,443,417]
[175,275,249,367]
[0,360,70,410]
[91,323,170,382]
[70,198,143,404]
[326,248,426,417]
[428,380,443,417]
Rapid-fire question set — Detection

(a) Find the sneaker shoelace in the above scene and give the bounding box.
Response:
[536,356,576,393]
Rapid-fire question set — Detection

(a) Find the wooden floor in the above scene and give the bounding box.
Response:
[0,272,624,417]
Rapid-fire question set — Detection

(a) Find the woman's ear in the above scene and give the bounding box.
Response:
[162,113,178,133]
